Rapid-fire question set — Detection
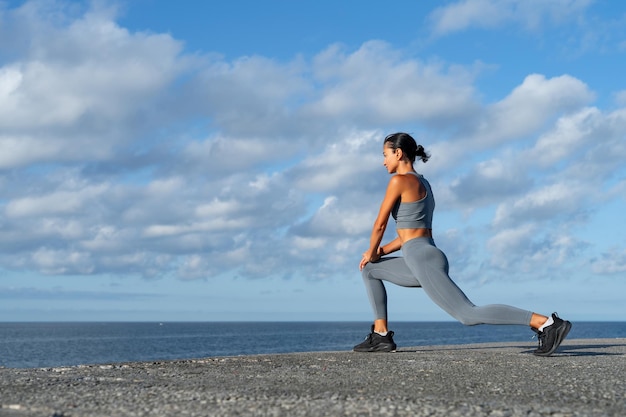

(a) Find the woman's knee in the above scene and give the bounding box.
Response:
[361,262,376,280]
[456,315,480,326]
[442,305,481,326]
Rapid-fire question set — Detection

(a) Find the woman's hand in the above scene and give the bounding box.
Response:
[360,249,381,271]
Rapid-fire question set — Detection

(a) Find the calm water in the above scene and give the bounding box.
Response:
[1,321,624,368]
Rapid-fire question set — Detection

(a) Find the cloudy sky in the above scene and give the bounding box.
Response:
[1,0,625,323]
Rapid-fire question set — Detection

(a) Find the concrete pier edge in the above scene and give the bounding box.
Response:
[1,338,625,416]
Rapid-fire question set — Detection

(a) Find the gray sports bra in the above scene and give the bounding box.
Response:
[391,172,435,230]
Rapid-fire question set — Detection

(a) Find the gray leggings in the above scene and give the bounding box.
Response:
[362,237,533,326]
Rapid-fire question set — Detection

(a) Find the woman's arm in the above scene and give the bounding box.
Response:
[379,236,402,256]
[360,176,403,270]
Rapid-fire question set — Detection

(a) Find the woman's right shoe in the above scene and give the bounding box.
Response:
[533,312,572,357]
[353,325,397,352]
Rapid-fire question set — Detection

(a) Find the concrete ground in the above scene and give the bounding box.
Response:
[1,338,625,417]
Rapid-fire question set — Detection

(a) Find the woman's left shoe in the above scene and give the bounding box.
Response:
[353,325,397,352]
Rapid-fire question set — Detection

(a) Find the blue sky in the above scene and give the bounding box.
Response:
[1,0,625,322]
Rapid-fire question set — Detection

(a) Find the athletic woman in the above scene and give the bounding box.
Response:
[354,132,571,356]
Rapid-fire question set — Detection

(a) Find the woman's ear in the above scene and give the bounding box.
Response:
[395,148,404,161]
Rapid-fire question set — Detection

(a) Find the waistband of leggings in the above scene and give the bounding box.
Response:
[402,236,435,249]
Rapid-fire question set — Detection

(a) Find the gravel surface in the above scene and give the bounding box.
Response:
[1,338,625,416]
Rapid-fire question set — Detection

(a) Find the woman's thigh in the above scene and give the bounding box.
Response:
[363,257,422,288]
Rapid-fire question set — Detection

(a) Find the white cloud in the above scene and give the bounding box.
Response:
[591,248,626,274]
[292,236,326,251]
[181,134,291,175]
[471,74,594,147]
[486,224,586,273]
[0,1,190,168]
[429,0,593,37]
[292,129,381,193]
[0,0,624,289]
[295,195,373,237]
[449,156,529,207]
[526,107,601,166]
[0,134,78,169]
[545,107,626,182]
[31,247,94,275]
[307,41,478,126]
[486,223,538,268]
[195,55,310,135]
[5,184,109,218]
[0,65,22,102]
[492,181,583,227]
[430,0,511,35]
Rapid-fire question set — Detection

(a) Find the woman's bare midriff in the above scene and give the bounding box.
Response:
[397,228,432,243]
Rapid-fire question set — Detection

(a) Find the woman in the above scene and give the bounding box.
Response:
[354,132,571,356]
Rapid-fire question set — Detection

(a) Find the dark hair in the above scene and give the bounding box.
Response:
[383,132,430,163]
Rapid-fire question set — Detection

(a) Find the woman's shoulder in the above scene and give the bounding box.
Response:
[388,173,421,190]
[392,172,423,183]
[391,172,426,195]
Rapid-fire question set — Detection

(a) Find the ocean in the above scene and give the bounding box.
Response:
[1,321,625,369]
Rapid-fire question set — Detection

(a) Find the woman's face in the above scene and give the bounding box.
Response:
[383,144,399,173]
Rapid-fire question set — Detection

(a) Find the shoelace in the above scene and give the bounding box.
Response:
[532,329,546,351]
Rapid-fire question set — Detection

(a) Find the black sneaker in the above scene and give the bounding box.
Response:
[353,325,397,352]
[532,313,572,357]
